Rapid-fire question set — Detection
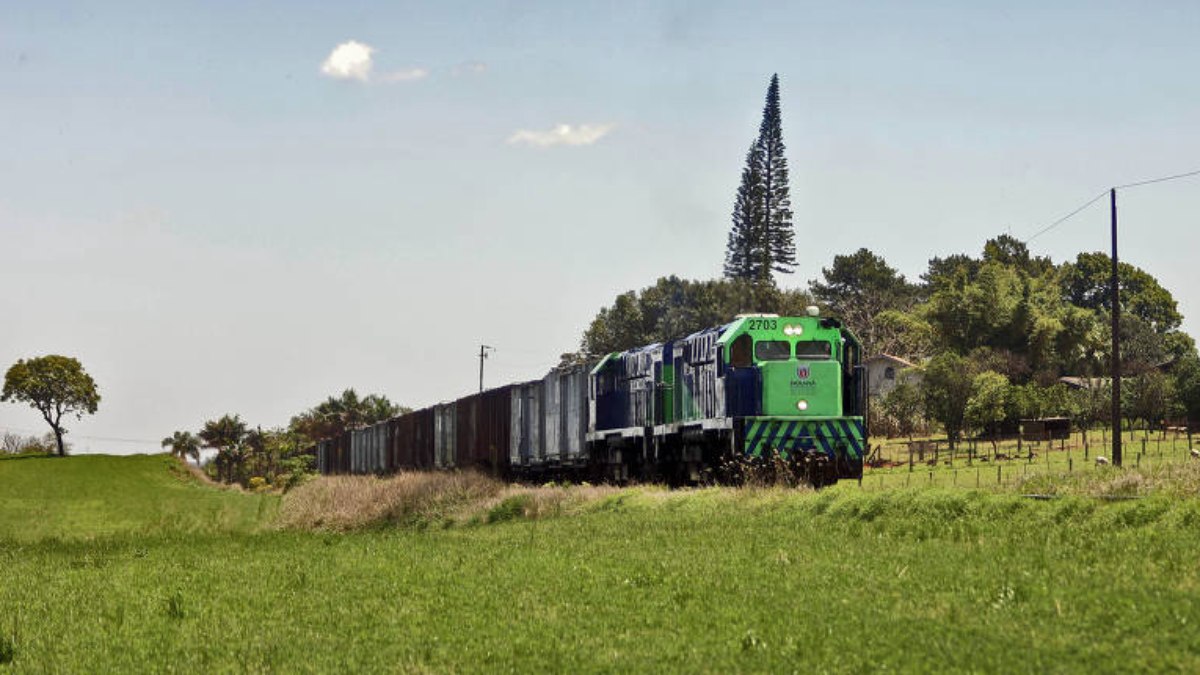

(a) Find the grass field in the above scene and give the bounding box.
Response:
[2,453,1199,672]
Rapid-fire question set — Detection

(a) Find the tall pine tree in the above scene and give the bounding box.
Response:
[724,74,796,283]
[724,143,766,281]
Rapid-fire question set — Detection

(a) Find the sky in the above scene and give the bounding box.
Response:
[2,1,1199,454]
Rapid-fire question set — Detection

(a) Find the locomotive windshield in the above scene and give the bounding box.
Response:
[795,341,832,359]
[754,340,791,361]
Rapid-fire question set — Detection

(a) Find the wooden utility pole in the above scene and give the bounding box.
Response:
[478,345,493,392]
[1110,188,1123,467]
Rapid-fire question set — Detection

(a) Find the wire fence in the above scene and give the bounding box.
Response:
[860,428,1197,492]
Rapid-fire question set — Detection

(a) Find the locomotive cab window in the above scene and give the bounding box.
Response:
[754,340,791,361]
[729,333,752,368]
[795,341,832,359]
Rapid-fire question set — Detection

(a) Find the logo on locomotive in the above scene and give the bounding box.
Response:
[796,365,810,379]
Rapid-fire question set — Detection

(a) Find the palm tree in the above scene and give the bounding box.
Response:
[199,414,248,483]
[161,430,201,465]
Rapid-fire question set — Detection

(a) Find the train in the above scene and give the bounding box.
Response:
[316,309,869,486]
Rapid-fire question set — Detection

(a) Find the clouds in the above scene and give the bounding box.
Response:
[319,40,478,84]
[506,124,616,148]
[317,41,611,150]
[320,40,375,82]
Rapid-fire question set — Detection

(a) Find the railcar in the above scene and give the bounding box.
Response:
[588,310,867,485]
[316,309,867,487]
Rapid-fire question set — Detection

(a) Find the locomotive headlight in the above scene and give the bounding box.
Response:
[797,400,809,411]
[784,324,803,336]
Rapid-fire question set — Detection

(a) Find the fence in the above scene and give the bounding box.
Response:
[860,427,1197,491]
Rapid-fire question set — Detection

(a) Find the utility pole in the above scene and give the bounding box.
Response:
[1110,188,1122,467]
[478,345,494,392]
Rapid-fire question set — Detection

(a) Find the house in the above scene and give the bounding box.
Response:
[864,354,918,399]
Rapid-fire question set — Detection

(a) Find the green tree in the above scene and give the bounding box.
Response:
[1174,353,1200,418]
[2,355,100,456]
[724,143,766,282]
[880,374,923,441]
[921,353,976,449]
[161,430,201,465]
[965,370,1010,452]
[199,414,248,483]
[289,389,405,444]
[1124,371,1174,436]
[580,276,812,357]
[982,234,1054,278]
[724,74,795,283]
[809,248,917,355]
[1060,252,1182,332]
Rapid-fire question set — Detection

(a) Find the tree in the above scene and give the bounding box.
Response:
[880,374,924,441]
[921,353,975,449]
[724,144,767,282]
[289,389,405,445]
[199,414,248,483]
[724,74,795,283]
[1060,252,1182,332]
[2,355,100,456]
[1173,352,1200,447]
[965,371,1010,453]
[161,430,201,465]
[580,276,813,357]
[809,248,918,355]
[1124,371,1174,436]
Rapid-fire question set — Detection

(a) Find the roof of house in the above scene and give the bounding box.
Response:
[1058,376,1111,389]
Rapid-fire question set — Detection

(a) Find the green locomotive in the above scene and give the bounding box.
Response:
[588,308,868,485]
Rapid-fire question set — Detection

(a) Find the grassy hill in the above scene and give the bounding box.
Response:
[0,453,276,541]
[1,453,1199,671]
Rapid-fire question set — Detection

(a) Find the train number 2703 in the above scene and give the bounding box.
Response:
[746,318,778,330]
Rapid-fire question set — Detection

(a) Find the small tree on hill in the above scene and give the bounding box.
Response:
[162,430,201,465]
[2,355,101,456]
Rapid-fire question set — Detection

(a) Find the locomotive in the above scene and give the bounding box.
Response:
[316,309,868,486]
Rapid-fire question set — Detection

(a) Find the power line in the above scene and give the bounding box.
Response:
[1024,166,1200,243]
[1024,190,1107,243]
[1116,167,1200,190]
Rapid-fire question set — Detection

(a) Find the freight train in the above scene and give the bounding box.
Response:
[316,309,868,486]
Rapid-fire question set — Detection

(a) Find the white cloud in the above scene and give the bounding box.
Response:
[506,123,615,148]
[320,40,375,81]
[380,67,429,82]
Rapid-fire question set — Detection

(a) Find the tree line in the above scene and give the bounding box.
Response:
[161,389,406,489]
[577,233,1200,445]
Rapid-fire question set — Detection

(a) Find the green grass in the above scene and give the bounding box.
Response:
[1,454,1199,672]
[0,454,277,541]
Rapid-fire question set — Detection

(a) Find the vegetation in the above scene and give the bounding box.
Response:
[2,452,1200,671]
[1,355,100,456]
[0,454,274,541]
[161,430,201,465]
[724,73,796,283]
[578,276,812,358]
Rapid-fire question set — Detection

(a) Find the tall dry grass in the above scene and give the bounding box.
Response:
[275,471,628,531]
[1015,455,1200,498]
